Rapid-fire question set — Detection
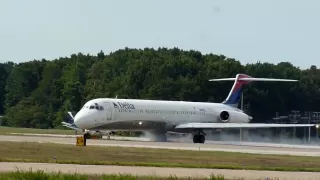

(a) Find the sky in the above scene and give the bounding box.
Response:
[0,0,319,69]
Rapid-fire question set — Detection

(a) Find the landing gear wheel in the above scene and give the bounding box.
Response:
[193,135,205,143]
[193,135,198,143]
[199,135,205,143]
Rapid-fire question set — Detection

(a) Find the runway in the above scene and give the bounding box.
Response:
[1,134,320,179]
[1,134,320,157]
[10,132,320,149]
[0,162,320,180]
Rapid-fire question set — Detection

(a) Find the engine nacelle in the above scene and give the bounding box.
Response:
[218,110,250,123]
[219,111,230,122]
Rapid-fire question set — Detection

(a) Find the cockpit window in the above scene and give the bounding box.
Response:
[87,103,104,111]
[94,103,99,110]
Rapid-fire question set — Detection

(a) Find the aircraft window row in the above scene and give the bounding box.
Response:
[118,109,205,115]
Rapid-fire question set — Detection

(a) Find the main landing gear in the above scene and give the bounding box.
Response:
[193,129,206,143]
[193,134,205,143]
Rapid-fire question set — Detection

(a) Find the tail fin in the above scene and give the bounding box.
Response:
[209,74,298,108]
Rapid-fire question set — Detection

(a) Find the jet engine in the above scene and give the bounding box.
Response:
[219,111,230,122]
[217,110,250,123]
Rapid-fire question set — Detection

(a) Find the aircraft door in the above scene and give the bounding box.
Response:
[105,102,113,121]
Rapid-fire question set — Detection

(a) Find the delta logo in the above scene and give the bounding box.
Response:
[113,102,135,109]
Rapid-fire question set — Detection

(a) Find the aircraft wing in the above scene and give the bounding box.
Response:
[175,123,316,129]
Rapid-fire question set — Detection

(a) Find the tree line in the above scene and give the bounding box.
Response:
[0,47,319,129]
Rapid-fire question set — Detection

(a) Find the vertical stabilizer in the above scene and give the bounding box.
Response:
[221,74,251,108]
[209,74,298,108]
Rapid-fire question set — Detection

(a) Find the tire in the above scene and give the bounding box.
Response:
[193,135,199,143]
[199,135,205,143]
[193,135,205,143]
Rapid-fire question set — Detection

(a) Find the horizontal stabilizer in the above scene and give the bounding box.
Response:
[175,123,316,129]
[209,77,298,82]
[209,74,298,108]
[62,111,81,131]
[61,122,82,131]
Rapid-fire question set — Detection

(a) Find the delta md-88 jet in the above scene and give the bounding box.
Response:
[62,74,316,143]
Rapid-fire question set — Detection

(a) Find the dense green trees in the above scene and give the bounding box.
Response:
[0,47,319,129]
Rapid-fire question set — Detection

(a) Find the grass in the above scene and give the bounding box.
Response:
[0,141,320,172]
[0,126,75,135]
[0,169,248,180]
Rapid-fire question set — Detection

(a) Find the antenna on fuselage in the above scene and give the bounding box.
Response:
[115,95,118,99]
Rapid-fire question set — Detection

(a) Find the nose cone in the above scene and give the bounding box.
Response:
[74,111,87,129]
[74,109,99,129]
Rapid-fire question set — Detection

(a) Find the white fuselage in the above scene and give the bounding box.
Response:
[73,98,250,133]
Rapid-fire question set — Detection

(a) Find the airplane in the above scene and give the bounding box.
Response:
[62,73,317,143]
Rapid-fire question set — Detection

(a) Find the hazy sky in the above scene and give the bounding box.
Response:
[0,0,319,69]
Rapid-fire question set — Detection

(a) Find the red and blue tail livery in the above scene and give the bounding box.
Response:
[209,74,298,108]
